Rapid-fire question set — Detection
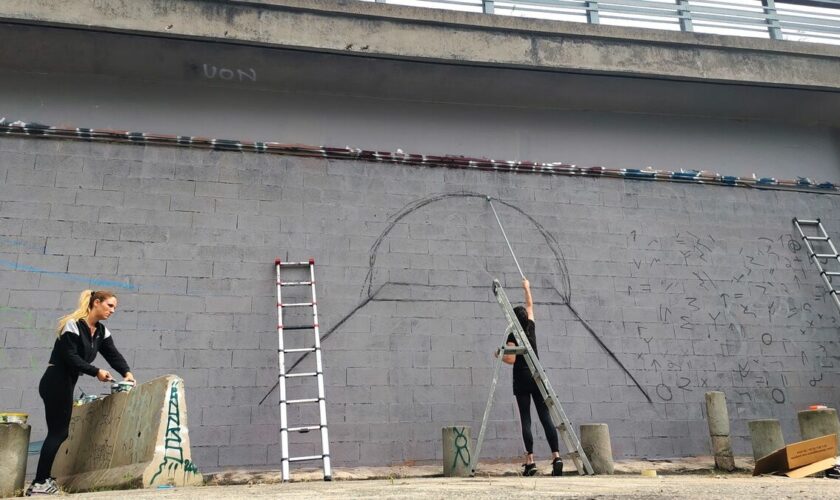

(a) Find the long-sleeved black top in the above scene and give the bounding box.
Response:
[47,319,131,380]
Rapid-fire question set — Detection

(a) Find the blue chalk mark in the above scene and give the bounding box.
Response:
[28,440,44,455]
[0,237,45,253]
[0,259,138,290]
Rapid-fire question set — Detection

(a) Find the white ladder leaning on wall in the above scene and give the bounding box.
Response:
[793,218,840,314]
[275,258,332,481]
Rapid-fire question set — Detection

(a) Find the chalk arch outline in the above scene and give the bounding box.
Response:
[360,192,572,303]
[360,191,652,403]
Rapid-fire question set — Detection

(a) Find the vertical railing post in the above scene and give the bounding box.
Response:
[677,0,693,32]
[762,0,784,40]
[483,0,495,14]
[587,1,600,24]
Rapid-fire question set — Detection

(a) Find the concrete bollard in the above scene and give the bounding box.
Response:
[705,391,735,471]
[442,426,472,477]
[0,423,31,498]
[580,423,614,475]
[798,408,840,452]
[747,419,785,461]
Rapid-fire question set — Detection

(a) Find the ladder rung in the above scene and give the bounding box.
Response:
[288,454,327,463]
[282,347,317,353]
[281,302,315,307]
[285,372,319,378]
[804,236,830,241]
[824,272,840,276]
[796,219,820,225]
[279,281,313,286]
[281,325,317,330]
[813,254,838,259]
[286,398,321,405]
[561,451,580,461]
[275,259,315,267]
[288,425,321,433]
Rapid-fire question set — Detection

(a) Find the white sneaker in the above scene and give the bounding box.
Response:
[25,477,59,496]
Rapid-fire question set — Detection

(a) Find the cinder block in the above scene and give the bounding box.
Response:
[10,290,61,309]
[137,311,187,330]
[232,349,275,368]
[218,444,268,466]
[205,296,251,313]
[49,204,100,223]
[74,189,124,207]
[184,350,232,369]
[118,258,166,277]
[46,238,97,257]
[186,313,233,332]
[6,166,56,187]
[131,349,180,369]
[54,169,103,189]
[165,260,213,278]
[0,201,51,219]
[190,425,231,447]
[208,368,256,388]
[348,367,389,386]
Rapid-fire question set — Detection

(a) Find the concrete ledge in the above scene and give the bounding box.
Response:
[0,0,838,89]
[52,375,203,492]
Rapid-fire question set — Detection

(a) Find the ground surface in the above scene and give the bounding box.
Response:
[61,457,840,499]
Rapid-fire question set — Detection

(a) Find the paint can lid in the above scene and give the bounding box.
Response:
[809,404,828,410]
[0,412,28,424]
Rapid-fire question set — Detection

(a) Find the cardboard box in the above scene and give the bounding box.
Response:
[753,434,837,477]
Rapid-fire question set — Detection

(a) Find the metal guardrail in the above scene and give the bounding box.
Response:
[370,0,840,44]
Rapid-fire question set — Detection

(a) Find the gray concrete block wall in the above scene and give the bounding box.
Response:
[2,136,840,473]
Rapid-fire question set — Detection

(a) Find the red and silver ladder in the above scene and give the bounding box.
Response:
[793,218,840,314]
[275,258,332,481]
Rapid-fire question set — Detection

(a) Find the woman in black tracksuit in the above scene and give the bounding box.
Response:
[501,279,563,477]
[28,290,134,496]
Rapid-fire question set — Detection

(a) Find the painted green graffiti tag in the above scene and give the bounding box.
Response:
[452,427,471,469]
[150,382,199,484]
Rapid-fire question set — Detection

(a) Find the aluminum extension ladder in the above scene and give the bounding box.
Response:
[470,279,594,476]
[275,258,332,481]
[793,218,840,314]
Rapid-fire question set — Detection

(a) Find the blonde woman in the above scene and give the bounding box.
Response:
[27,290,134,496]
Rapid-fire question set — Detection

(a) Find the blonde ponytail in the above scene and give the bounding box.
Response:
[56,290,116,336]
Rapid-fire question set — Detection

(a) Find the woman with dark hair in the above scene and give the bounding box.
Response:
[27,290,134,496]
[501,279,563,477]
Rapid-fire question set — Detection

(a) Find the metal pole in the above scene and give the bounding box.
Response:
[487,196,525,280]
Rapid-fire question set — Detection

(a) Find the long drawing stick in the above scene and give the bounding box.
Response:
[487,196,525,280]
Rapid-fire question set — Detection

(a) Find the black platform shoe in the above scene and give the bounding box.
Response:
[552,458,564,477]
[522,463,537,476]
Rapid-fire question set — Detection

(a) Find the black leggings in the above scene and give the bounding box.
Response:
[35,366,76,482]
[515,386,560,455]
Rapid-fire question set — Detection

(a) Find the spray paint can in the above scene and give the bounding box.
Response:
[111,381,135,394]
